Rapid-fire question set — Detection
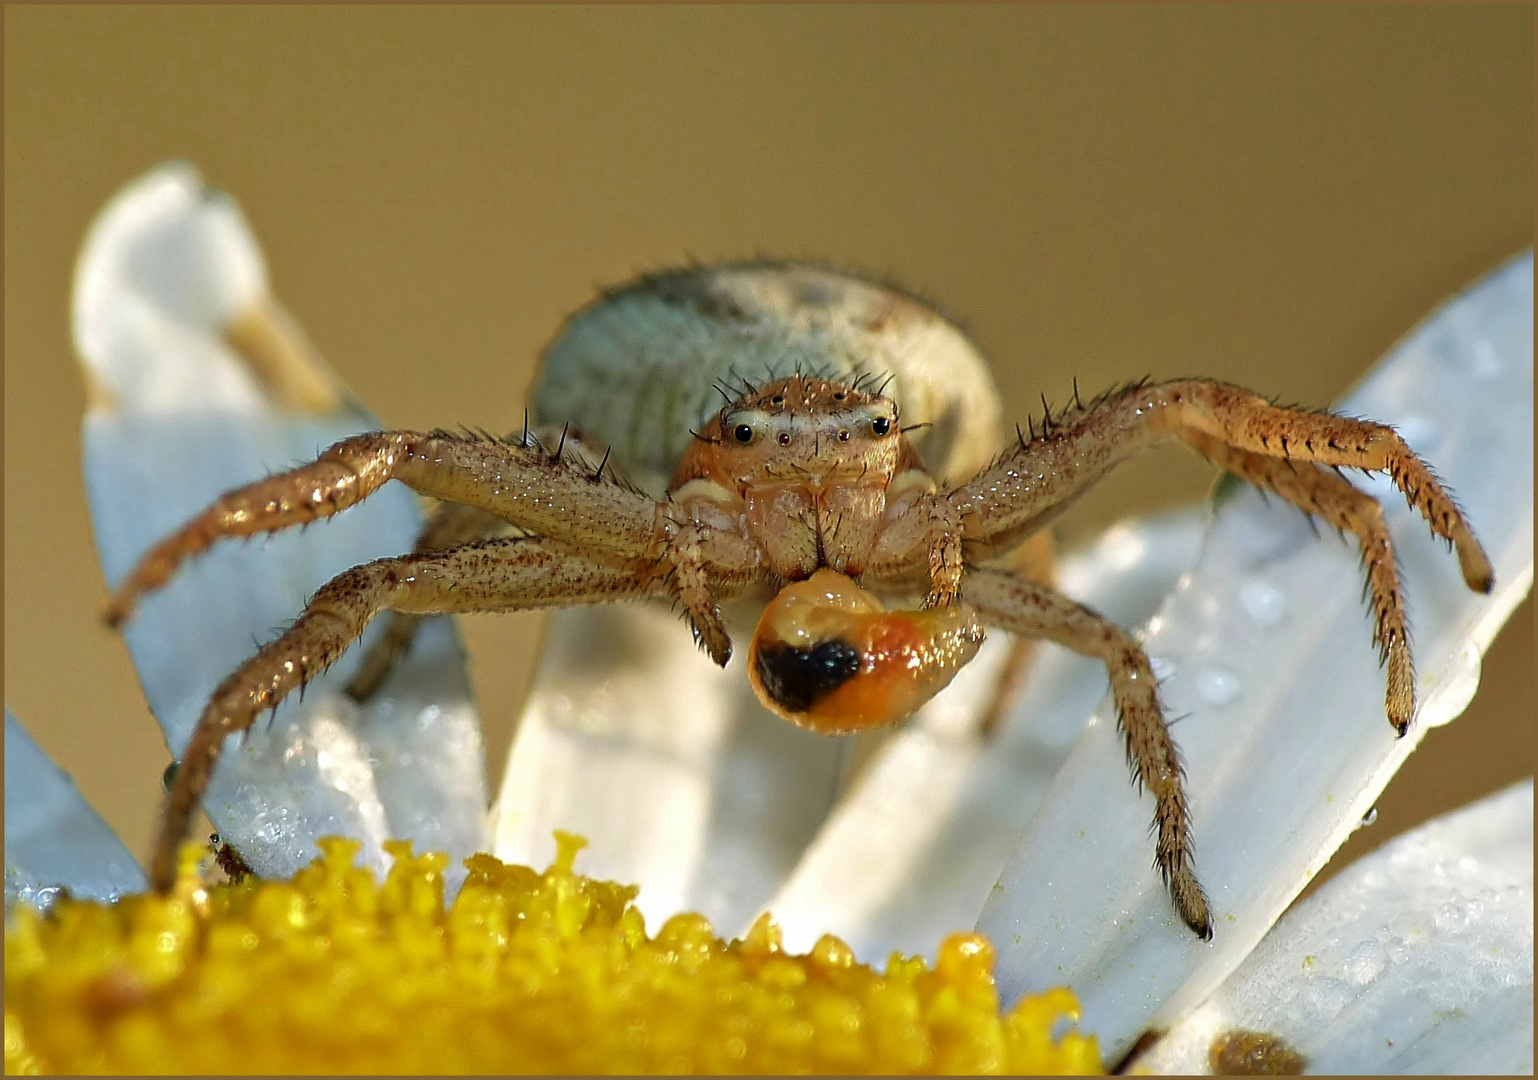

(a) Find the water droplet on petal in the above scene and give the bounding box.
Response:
[1343,939,1386,985]
[1306,977,1352,1020]
[1238,578,1287,629]
[1358,806,1378,828]
[1390,910,1422,942]
[1195,665,1241,706]
[1435,901,1470,932]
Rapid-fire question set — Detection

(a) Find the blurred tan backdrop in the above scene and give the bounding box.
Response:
[6,7,1531,895]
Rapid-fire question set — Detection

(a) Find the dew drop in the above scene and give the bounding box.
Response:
[1435,901,1470,932]
[1306,977,1352,1020]
[1421,642,1482,728]
[1343,939,1386,986]
[1358,806,1378,828]
[1195,665,1241,706]
[1238,578,1288,629]
[251,812,284,845]
[1390,910,1422,942]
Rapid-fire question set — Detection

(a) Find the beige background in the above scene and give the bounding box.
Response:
[6,7,1531,897]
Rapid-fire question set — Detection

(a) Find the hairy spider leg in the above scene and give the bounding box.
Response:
[345,502,521,701]
[150,537,666,892]
[1181,431,1416,731]
[867,378,1492,934]
[963,567,1212,939]
[973,528,1057,738]
[346,427,621,700]
[929,379,1492,726]
[103,430,668,628]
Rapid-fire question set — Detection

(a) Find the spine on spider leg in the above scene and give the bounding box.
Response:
[1175,384,1495,595]
[1107,641,1211,940]
[949,381,1167,558]
[964,568,1212,938]
[106,428,668,628]
[149,561,408,892]
[103,432,423,627]
[1377,437,1494,594]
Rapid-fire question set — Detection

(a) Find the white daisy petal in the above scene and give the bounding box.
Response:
[1130,779,1533,1075]
[490,604,846,932]
[75,164,487,888]
[74,162,269,414]
[979,252,1533,1059]
[767,509,1206,955]
[5,710,147,907]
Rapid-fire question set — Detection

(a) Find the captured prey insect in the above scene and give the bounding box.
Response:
[107,262,1494,939]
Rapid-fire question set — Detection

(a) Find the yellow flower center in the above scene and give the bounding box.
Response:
[5,834,1100,1074]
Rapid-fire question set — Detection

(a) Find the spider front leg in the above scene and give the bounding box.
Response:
[1182,432,1418,730]
[950,378,1493,733]
[151,537,666,892]
[345,502,521,701]
[104,428,665,627]
[964,567,1211,939]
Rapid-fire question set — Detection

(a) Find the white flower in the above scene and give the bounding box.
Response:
[7,162,1533,1072]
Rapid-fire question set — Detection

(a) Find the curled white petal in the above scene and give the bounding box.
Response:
[74,162,269,413]
[1130,779,1533,1075]
[5,710,147,908]
[74,164,488,890]
[979,252,1533,1060]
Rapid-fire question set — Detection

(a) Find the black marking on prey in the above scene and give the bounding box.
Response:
[755,639,863,714]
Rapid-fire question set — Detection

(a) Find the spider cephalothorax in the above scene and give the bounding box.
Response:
[107,263,1493,942]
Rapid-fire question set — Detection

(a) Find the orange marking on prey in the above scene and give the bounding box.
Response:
[748,569,985,734]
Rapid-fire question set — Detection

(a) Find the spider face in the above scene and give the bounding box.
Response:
[691,377,903,481]
[669,376,925,587]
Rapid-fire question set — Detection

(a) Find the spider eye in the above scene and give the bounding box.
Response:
[871,416,892,437]
[733,424,755,444]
